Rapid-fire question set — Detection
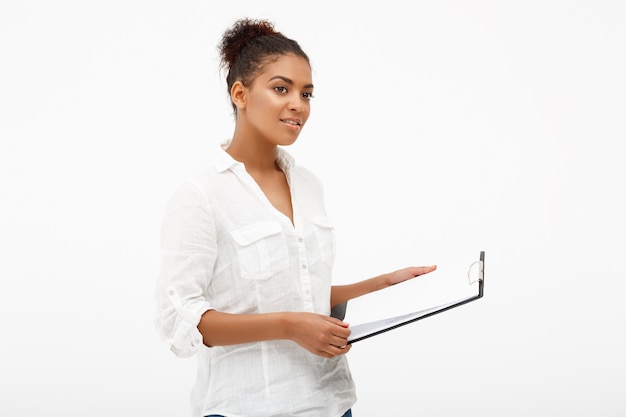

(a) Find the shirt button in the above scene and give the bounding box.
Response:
[297,237,303,243]
[301,264,308,270]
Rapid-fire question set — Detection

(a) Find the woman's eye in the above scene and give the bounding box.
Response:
[274,86,287,93]
[303,92,314,100]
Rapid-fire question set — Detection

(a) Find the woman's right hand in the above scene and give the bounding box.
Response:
[286,312,352,358]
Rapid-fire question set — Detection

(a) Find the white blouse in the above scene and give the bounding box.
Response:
[155,142,356,417]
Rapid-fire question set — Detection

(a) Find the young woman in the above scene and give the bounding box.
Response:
[155,18,436,417]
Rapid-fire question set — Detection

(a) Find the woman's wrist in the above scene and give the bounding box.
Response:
[278,311,296,341]
[379,273,394,289]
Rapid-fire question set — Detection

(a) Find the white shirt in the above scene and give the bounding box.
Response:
[155,142,357,417]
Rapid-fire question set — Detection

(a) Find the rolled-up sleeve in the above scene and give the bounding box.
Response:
[155,181,216,357]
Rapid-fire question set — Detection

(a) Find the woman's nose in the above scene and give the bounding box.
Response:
[288,95,304,112]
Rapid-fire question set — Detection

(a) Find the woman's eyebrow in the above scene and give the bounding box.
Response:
[268,75,314,89]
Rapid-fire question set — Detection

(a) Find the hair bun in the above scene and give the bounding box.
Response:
[219,18,279,70]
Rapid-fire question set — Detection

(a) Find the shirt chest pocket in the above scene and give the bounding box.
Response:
[231,221,290,280]
[309,215,335,268]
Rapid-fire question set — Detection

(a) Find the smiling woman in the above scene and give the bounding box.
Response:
[154,17,436,417]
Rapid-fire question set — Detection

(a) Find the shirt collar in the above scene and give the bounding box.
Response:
[275,146,295,172]
[213,139,295,173]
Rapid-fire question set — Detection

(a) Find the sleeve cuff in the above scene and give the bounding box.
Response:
[166,287,212,358]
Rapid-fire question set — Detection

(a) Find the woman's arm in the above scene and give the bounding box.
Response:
[197,266,436,356]
[330,265,437,308]
[197,310,352,358]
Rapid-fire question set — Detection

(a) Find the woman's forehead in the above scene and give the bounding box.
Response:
[257,54,313,85]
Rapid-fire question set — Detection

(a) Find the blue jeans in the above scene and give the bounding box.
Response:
[206,410,352,417]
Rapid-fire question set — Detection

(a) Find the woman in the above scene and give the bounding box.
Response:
[155,18,436,417]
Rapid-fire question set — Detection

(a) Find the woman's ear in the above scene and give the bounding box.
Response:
[230,81,247,111]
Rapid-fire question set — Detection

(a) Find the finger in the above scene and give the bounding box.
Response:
[318,349,334,359]
[329,334,349,347]
[330,326,351,340]
[319,344,352,358]
[414,265,437,276]
[323,315,350,328]
[328,343,352,356]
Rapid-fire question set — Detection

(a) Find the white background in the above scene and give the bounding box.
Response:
[1,1,625,416]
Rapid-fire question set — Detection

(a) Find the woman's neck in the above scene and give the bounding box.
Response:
[227,129,279,172]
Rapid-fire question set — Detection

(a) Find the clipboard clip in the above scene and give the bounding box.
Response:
[468,251,485,298]
[467,255,484,285]
[467,261,484,285]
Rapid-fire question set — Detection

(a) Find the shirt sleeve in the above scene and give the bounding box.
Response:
[154,180,217,358]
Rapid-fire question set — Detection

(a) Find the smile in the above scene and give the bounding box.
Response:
[280,118,301,126]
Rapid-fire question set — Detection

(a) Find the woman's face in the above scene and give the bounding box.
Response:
[239,53,313,147]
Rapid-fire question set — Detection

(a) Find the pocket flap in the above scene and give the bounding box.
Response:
[310,215,334,229]
[231,221,282,246]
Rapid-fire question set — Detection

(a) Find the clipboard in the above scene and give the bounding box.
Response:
[347,251,485,344]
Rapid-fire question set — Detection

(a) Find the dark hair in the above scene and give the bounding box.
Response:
[218,18,310,113]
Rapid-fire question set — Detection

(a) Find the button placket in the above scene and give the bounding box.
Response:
[295,229,314,310]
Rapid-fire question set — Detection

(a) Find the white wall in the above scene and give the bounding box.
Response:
[1,1,625,415]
